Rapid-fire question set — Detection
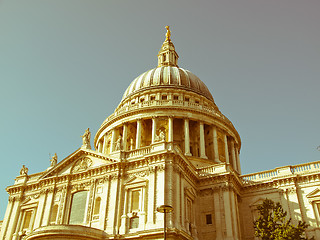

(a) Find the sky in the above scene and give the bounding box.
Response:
[0,0,319,219]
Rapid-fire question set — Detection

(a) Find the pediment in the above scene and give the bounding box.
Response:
[41,148,116,179]
[21,194,40,206]
[306,188,320,199]
[125,175,147,185]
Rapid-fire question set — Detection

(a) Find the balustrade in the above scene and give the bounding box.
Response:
[242,160,320,185]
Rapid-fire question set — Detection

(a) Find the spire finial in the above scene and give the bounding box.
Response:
[157,26,179,67]
[165,26,171,41]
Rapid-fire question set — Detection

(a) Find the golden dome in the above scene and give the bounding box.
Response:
[121,66,214,102]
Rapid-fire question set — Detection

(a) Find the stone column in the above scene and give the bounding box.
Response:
[230,139,237,171]
[102,135,107,154]
[110,129,116,152]
[184,119,191,156]
[213,126,220,163]
[98,140,103,153]
[136,119,142,149]
[152,117,157,144]
[224,134,230,164]
[122,124,128,151]
[0,197,14,239]
[6,195,22,240]
[168,116,173,142]
[235,145,241,174]
[199,122,207,159]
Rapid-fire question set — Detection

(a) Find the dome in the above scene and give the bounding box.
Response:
[121,66,214,102]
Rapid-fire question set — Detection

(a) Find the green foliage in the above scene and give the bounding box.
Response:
[253,198,314,240]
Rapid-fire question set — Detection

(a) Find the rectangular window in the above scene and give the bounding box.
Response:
[150,96,156,101]
[23,210,33,229]
[173,95,179,100]
[162,95,167,100]
[206,214,212,224]
[186,199,192,221]
[131,190,140,212]
[69,191,88,225]
[50,205,59,224]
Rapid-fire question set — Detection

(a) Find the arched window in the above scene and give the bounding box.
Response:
[69,191,88,225]
[50,205,59,224]
[93,197,101,216]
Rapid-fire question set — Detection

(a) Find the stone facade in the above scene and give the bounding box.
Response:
[1,27,320,240]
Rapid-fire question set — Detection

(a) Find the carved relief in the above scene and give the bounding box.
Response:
[71,157,93,173]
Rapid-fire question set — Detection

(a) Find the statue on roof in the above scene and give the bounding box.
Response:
[81,128,91,149]
[165,26,171,41]
[20,165,28,176]
[50,153,58,167]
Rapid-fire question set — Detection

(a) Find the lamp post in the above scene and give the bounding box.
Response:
[157,205,173,240]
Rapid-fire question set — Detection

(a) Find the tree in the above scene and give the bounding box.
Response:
[254,198,314,240]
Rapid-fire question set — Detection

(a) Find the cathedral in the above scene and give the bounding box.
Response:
[1,27,320,240]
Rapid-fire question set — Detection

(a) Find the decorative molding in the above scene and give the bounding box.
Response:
[71,157,93,174]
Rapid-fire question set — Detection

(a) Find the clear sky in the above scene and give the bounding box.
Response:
[0,0,319,218]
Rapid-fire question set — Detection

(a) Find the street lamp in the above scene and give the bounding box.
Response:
[157,205,173,240]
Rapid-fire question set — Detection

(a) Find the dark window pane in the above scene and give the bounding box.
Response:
[206,214,212,224]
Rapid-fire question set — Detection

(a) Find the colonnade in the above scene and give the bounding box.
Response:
[97,116,241,173]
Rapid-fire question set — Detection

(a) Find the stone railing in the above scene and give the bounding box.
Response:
[125,146,152,159]
[241,160,320,185]
[104,99,234,128]
[197,163,229,177]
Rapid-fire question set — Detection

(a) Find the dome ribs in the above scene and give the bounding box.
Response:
[121,66,214,102]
